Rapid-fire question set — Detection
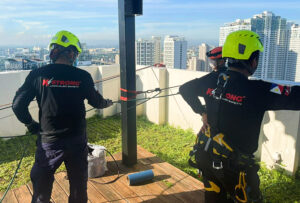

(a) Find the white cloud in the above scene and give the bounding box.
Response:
[16,31,25,35]
[146,1,300,10]
[0,10,116,20]
[14,20,46,30]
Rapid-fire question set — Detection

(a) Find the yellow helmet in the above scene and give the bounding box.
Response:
[49,30,82,53]
[222,30,264,60]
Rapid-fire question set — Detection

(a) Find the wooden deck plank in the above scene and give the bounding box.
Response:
[107,152,182,203]
[26,184,33,195]
[0,190,18,203]
[2,146,206,203]
[13,185,32,203]
[93,171,144,203]
[146,163,204,203]
[133,152,202,202]
[89,180,127,203]
[88,166,128,203]
[51,180,69,203]
[27,183,56,203]
[136,146,205,202]
[86,182,108,203]
[55,172,108,203]
[105,154,162,202]
[137,146,204,189]
[55,172,94,203]
[54,172,70,195]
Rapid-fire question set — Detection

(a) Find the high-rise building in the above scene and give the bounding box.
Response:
[78,43,92,61]
[188,56,201,71]
[152,36,161,64]
[286,24,300,81]
[136,39,155,66]
[219,11,291,81]
[198,43,213,72]
[219,19,251,46]
[163,35,187,69]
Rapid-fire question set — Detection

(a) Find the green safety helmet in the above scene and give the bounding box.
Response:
[49,30,82,53]
[222,30,264,60]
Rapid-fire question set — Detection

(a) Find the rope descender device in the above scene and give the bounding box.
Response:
[212,73,230,100]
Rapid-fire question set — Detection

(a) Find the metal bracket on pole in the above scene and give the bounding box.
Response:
[118,0,143,166]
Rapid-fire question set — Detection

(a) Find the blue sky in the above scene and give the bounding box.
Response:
[0,0,300,47]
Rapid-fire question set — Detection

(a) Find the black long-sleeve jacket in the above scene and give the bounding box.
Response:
[179,70,300,154]
[12,64,109,142]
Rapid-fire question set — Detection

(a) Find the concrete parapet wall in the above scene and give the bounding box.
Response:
[0,65,299,174]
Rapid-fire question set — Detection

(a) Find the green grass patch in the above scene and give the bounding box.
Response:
[1,115,300,202]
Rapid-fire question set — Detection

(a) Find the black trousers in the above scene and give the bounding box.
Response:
[31,135,88,203]
[195,149,262,203]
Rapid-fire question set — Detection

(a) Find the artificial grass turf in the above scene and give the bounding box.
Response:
[0,115,300,202]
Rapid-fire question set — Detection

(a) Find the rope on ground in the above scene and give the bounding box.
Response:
[0,134,29,203]
[89,149,121,184]
[0,65,184,201]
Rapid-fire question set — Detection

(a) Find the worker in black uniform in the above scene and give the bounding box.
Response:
[200,46,226,132]
[12,30,113,203]
[179,30,300,202]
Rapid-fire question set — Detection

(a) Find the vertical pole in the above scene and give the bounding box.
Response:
[118,0,140,166]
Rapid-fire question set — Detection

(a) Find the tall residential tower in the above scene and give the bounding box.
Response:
[286,24,300,81]
[163,35,187,69]
[198,43,213,72]
[219,11,291,81]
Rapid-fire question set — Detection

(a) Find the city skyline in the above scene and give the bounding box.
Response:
[1,0,300,47]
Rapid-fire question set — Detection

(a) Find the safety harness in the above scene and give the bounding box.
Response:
[188,71,254,202]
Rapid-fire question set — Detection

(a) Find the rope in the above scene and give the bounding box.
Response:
[0,135,29,202]
[0,65,155,112]
[0,102,13,108]
[150,66,190,125]
[0,106,13,111]
[89,149,121,184]
[93,65,153,84]
[0,65,185,201]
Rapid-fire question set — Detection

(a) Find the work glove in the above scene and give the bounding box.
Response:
[106,99,113,107]
[25,120,40,135]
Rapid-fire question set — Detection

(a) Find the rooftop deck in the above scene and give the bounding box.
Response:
[0,146,205,203]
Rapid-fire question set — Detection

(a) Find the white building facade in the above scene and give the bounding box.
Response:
[163,36,187,69]
[219,19,251,46]
[188,56,201,71]
[152,36,162,64]
[198,43,213,72]
[136,39,155,66]
[286,24,300,81]
[219,11,292,81]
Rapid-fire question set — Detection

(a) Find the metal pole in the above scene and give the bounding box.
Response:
[118,0,142,166]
